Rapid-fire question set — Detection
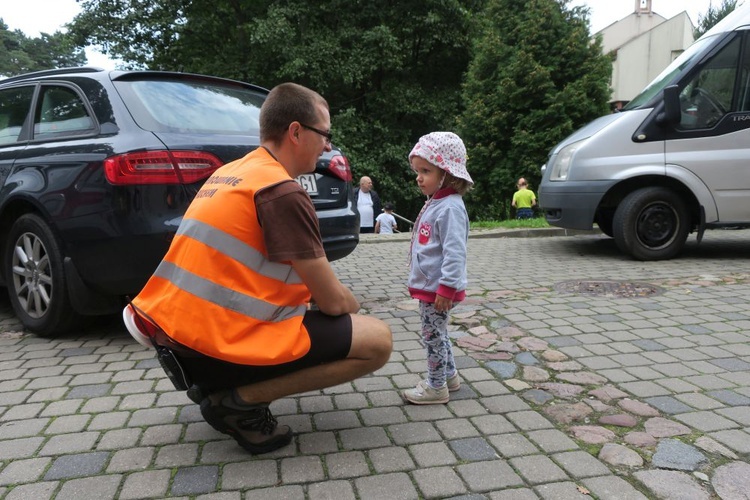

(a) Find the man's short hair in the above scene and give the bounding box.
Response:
[260,83,329,144]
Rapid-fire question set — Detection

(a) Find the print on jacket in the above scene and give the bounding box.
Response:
[418,221,432,245]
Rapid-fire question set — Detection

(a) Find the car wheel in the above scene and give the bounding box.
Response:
[4,214,80,336]
[612,187,689,261]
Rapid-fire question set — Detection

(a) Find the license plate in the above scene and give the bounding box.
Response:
[296,174,318,195]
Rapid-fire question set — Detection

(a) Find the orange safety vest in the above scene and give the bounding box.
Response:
[133,148,312,365]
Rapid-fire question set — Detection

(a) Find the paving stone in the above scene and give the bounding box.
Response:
[485,361,518,379]
[488,488,539,500]
[583,475,649,500]
[388,422,442,445]
[569,426,616,444]
[44,451,109,480]
[313,410,361,431]
[708,429,750,453]
[456,460,524,492]
[0,456,51,485]
[449,437,498,461]
[280,456,324,483]
[3,481,57,500]
[413,466,468,499]
[705,389,750,406]
[623,432,657,448]
[551,451,611,480]
[506,411,554,431]
[470,414,516,435]
[339,426,391,450]
[651,439,707,471]
[537,383,585,399]
[711,461,750,500]
[411,442,459,467]
[535,481,595,500]
[644,417,690,438]
[480,394,531,413]
[107,447,155,473]
[0,436,44,460]
[643,396,693,414]
[717,406,750,426]
[55,474,122,500]
[527,429,578,453]
[522,389,553,404]
[221,460,279,489]
[119,469,171,499]
[633,470,709,500]
[674,411,740,432]
[243,485,305,500]
[598,443,644,467]
[40,431,99,455]
[618,398,660,416]
[308,480,356,500]
[543,402,593,425]
[325,451,370,479]
[510,455,569,485]
[367,446,415,473]
[355,472,419,500]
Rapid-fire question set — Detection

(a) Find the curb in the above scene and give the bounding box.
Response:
[358,227,602,243]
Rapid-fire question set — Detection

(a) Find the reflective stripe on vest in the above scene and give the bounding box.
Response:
[176,218,303,286]
[153,260,306,323]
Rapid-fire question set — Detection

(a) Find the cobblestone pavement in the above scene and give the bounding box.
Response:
[1,229,749,499]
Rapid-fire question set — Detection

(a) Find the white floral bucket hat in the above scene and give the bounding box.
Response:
[408,131,473,185]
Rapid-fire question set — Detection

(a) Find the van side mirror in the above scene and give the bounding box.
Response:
[657,85,681,125]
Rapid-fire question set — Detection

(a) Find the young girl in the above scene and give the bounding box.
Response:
[402,132,473,405]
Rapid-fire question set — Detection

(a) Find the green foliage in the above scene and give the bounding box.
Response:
[0,20,86,77]
[458,0,611,219]
[66,0,611,223]
[694,0,739,39]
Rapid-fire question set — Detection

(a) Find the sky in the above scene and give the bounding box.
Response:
[0,0,731,69]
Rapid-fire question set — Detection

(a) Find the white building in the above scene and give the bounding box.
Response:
[597,0,695,109]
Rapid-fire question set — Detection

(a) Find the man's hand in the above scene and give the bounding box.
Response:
[292,257,359,316]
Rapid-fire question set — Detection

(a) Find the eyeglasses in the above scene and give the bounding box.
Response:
[299,123,333,145]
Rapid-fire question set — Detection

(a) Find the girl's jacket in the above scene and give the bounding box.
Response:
[408,188,468,303]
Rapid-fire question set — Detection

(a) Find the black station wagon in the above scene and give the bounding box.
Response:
[0,68,359,337]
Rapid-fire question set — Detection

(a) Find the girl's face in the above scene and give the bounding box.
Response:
[411,156,444,197]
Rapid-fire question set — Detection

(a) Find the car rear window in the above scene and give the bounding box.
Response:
[114,78,266,135]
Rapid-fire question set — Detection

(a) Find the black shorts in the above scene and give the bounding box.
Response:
[162,311,353,393]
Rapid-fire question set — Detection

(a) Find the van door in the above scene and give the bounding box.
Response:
[665,32,750,223]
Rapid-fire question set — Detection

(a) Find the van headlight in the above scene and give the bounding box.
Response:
[549,140,584,181]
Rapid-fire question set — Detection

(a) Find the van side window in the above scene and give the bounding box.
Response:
[33,86,95,139]
[679,36,740,129]
[0,86,34,145]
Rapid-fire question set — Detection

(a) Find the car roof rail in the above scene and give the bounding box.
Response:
[1,66,105,85]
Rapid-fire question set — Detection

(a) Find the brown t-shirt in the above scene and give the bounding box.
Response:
[255,180,325,262]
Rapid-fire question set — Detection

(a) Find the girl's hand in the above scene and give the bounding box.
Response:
[434,295,453,312]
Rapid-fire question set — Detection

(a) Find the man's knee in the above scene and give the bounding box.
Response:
[350,315,392,364]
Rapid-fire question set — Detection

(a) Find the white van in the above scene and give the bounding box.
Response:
[539,4,750,260]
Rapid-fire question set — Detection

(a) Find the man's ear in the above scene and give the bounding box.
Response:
[288,122,302,144]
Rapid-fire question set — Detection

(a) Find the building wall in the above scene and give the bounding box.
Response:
[603,12,694,106]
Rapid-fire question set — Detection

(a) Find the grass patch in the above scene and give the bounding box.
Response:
[471,217,550,230]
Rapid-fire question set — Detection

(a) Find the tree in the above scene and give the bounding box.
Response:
[0,20,86,78]
[694,0,739,39]
[69,0,483,220]
[458,0,611,219]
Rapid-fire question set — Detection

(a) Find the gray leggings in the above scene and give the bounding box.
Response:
[420,301,457,389]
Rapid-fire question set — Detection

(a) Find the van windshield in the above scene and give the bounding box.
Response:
[623,36,716,110]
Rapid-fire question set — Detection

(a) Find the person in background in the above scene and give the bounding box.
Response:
[375,202,398,234]
[512,177,536,219]
[354,176,381,233]
[128,82,392,454]
[402,132,472,405]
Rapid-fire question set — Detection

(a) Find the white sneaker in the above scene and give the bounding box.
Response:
[402,380,449,405]
[447,372,461,392]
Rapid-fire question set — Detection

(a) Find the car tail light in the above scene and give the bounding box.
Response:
[326,154,352,182]
[104,151,224,185]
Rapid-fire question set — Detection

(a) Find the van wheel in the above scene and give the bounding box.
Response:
[4,214,81,336]
[612,187,689,261]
